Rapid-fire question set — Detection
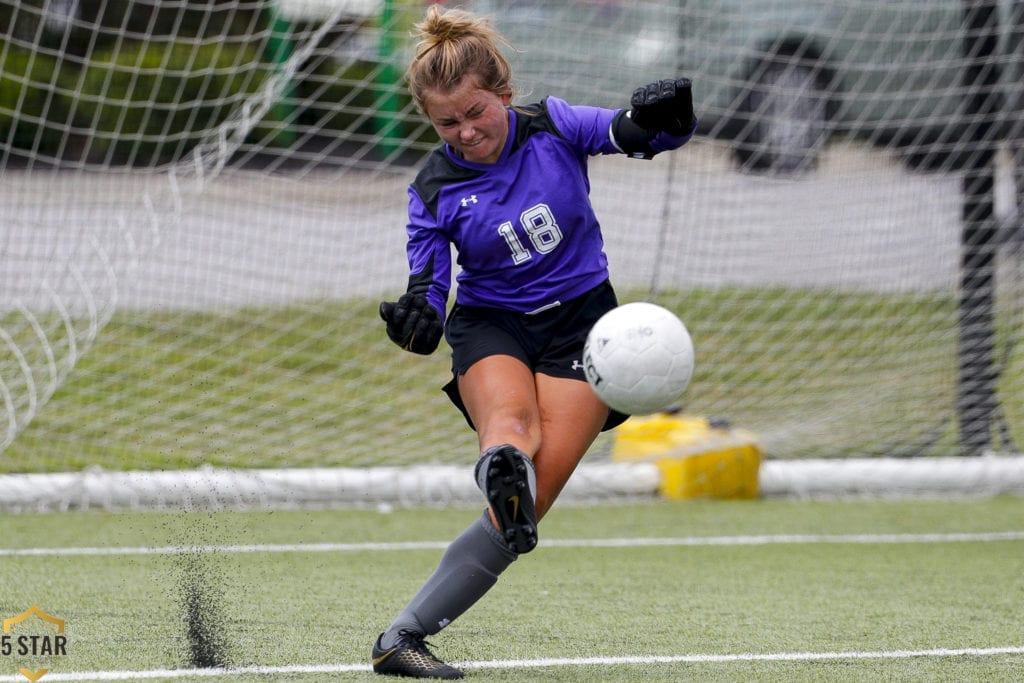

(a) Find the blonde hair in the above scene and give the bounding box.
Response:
[407,5,515,114]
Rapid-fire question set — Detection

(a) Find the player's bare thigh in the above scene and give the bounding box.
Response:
[458,354,542,457]
[531,373,608,518]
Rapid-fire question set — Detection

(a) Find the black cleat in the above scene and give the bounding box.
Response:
[475,444,538,554]
[372,630,464,679]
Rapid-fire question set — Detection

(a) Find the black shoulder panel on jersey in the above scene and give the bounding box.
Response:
[411,148,486,219]
[510,100,565,151]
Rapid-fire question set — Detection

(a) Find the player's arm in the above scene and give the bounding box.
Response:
[611,78,697,159]
[380,195,449,355]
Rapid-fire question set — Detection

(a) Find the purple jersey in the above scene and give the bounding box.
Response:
[404,96,623,319]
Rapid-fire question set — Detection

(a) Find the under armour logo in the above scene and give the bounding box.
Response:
[571,360,583,371]
[460,195,478,207]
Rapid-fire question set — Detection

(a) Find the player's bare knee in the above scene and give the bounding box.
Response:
[479,413,540,455]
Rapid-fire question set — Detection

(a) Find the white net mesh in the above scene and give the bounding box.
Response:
[1,1,1022,496]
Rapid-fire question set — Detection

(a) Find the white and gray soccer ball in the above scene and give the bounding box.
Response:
[582,302,695,415]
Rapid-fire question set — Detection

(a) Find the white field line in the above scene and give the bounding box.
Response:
[1,531,1023,557]
[1,534,1021,681]
[0,646,1022,681]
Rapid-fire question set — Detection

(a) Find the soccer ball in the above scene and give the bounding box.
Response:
[582,302,695,415]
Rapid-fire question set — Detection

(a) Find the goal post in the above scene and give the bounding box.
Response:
[958,0,1003,457]
[1,0,1022,509]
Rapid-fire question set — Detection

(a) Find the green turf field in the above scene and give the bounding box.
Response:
[1,497,1022,681]
[9,287,1019,473]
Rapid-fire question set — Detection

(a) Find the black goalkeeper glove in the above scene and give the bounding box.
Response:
[380,292,443,355]
[629,78,696,137]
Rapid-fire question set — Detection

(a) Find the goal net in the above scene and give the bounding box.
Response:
[1,0,1022,508]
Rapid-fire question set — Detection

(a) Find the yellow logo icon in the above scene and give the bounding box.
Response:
[2,606,67,682]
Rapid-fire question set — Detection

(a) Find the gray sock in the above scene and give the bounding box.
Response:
[380,511,518,649]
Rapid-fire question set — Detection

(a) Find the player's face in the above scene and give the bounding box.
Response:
[423,76,511,165]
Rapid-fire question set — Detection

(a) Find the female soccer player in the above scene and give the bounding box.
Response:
[374,5,697,678]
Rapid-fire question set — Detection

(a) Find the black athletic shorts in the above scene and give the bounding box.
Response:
[441,280,629,432]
